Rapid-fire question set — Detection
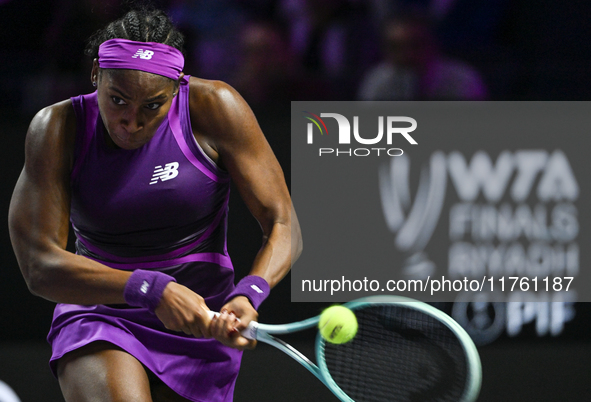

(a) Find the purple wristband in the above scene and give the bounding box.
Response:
[224,275,270,310]
[124,270,177,313]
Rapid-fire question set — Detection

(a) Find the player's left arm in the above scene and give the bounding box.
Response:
[189,78,302,348]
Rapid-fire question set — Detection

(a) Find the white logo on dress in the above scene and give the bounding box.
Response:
[150,162,179,184]
[132,49,155,60]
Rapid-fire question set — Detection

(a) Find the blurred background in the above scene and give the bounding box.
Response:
[1,0,590,401]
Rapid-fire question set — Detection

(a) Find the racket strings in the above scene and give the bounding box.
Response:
[321,304,469,402]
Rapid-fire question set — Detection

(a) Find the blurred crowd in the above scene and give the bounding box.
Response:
[1,0,591,115]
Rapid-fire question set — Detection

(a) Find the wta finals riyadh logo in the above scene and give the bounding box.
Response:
[379,150,580,281]
[303,111,417,156]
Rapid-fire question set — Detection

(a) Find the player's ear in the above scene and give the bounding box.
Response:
[91,59,99,88]
[174,72,185,96]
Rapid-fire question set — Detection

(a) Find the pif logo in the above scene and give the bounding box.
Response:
[304,112,418,156]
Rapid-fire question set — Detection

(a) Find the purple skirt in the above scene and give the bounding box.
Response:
[47,261,242,402]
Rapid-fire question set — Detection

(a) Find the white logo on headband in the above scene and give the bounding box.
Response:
[132,49,155,60]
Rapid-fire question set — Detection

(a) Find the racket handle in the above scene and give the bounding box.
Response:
[207,311,258,340]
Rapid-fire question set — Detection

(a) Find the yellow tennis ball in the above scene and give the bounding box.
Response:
[318,305,358,344]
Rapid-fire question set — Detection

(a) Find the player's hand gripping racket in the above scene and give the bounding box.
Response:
[210,295,481,402]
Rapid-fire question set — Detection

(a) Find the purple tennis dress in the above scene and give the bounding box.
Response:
[47,76,242,401]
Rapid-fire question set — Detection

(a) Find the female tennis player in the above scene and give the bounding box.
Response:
[8,7,301,402]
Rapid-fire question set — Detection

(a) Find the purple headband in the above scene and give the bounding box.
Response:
[98,38,184,80]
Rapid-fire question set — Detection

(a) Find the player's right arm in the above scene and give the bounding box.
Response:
[8,100,134,305]
[7,101,212,337]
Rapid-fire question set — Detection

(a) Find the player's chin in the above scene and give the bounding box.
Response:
[109,130,152,150]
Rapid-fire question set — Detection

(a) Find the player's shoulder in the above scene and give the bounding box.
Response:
[26,99,77,153]
[188,76,244,113]
[29,99,75,134]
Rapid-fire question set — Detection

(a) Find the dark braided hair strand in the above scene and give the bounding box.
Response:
[85,8,184,59]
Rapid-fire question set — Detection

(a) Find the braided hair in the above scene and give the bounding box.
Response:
[85,7,185,59]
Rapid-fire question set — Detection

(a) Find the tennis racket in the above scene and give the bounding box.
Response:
[211,295,481,402]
